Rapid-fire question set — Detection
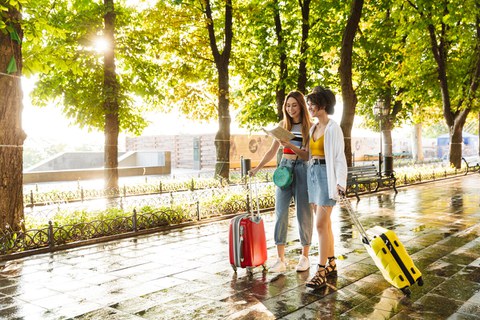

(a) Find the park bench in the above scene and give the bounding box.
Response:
[346,164,398,201]
[462,157,480,174]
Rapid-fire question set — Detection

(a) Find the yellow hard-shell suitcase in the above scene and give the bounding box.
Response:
[340,195,424,296]
[366,226,423,295]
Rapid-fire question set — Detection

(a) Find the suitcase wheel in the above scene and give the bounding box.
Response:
[231,264,237,273]
[417,277,424,286]
[401,287,411,297]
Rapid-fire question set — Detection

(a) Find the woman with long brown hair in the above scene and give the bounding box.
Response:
[250,90,314,273]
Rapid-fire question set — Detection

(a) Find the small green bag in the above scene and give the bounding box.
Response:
[273,166,293,188]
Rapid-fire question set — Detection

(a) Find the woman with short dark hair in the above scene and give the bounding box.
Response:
[304,86,347,289]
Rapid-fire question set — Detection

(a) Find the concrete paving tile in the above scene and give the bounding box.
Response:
[188,300,236,320]
[411,293,464,319]
[414,244,455,270]
[0,281,42,298]
[193,282,244,301]
[409,231,446,247]
[0,295,18,311]
[197,261,233,274]
[169,279,212,294]
[170,268,214,281]
[447,312,480,320]
[339,296,402,320]
[43,277,90,293]
[342,274,391,297]
[261,287,321,318]
[456,265,480,284]
[0,303,56,320]
[140,287,184,304]
[439,233,480,249]
[283,292,353,319]
[81,272,119,285]
[444,251,480,268]
[52,300,104,319]
[0,277,18,290]
[221,289,268,313]
[146,275,187,291]
[14,286,61,302]
[29,292,79,310]
[109,296,158,314]
[225,303,276,320]
[352,273,393,297]
[246,273,293,300]
[431,277,480,302]
[74,306,145,319]
[135,295,213,320]
[406,273,446,302]
[467,291,480,304]
[335,261,379,283]
[426,259,465,278]
[190,272,232,286]
[454,301,480,319]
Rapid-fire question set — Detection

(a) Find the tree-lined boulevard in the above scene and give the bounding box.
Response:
[1,0,479,233]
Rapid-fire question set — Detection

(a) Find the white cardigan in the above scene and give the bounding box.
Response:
[309,119,348,200]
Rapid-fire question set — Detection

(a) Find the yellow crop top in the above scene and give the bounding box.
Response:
[310,134,325,156]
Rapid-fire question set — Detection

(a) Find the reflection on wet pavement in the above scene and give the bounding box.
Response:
[0,175,479,319]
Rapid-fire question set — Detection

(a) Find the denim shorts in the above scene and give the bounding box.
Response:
[307,162,336,206]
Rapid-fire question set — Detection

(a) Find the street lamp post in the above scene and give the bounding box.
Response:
[373,99,389,177]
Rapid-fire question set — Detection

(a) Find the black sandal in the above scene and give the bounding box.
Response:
[325,256,337,278]
[306,265,327,289]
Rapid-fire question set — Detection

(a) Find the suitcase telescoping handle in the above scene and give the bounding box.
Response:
[247,176,261,217]
[338,191,370,245]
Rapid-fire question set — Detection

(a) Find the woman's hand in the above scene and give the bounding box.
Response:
[278,139,290,148]
[248,168,258,177]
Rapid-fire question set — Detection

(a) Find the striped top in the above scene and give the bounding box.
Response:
[283,123,304,154]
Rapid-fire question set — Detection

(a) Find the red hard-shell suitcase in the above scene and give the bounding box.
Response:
[228,178,267,273]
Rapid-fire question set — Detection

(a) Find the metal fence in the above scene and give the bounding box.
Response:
[2,164,471,260]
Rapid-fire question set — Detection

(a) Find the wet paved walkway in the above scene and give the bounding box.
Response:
[1,174,479,319]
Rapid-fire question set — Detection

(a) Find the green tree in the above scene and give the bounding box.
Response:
[0,1,26,231]
[354,1,413,169]
[405,0,480,168]
[235,0,344,129]
[23,0,151,192]
[143,0,233,180]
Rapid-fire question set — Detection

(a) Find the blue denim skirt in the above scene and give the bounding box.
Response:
[307,163,336,206]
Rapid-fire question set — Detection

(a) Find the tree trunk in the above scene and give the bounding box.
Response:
[382,111,393,158]
[412,123,424,162]
[339,0,363,167]
[103,0,120,194]
[296,0,311,94]
[215,67,231,180]
[449,112,469,168]
[205,0,232,181]
[0,8,26,231]
[273,0,286,120]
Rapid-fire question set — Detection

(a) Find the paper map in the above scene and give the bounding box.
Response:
[262,126,295,141]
